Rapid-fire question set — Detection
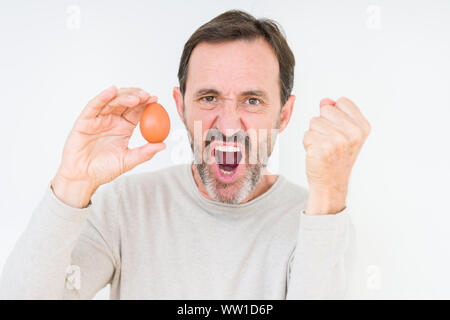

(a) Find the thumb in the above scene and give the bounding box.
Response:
[124,143,166,171]
[320,98,336,108]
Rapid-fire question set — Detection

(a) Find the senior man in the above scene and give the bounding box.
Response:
[0,10,370,299]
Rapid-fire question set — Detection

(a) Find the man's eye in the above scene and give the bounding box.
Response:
[201,96,216,102]
[247,98,260,105]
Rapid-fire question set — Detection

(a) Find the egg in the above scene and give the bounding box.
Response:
[139,102,170,143]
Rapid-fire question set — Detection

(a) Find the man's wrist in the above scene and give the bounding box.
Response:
[51,174,95,209]
[304,188,347,215]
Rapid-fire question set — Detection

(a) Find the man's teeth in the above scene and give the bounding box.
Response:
[215,145,240,152]
[220,168,234,175]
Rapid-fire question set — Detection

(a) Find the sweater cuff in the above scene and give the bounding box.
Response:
[300,206,350,231]
[43,182,90,222]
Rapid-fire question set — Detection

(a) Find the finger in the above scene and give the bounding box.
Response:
[124,143,166,172]
[335,97,371,134]
[320,98,336,108]
[319,106,364,142]
[117,87,150,102]
[100,88,151,116]
[100,94,141,116]
[302,129,327,151]
[309,116,348,146]
[303,129,350,163]
[122,96,158,125]
[80,85,118,119]
[309,116,343,136]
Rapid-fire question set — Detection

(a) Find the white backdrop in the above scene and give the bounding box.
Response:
[1,0,449,299]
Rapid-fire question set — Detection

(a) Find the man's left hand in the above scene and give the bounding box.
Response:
[302,97,371,215]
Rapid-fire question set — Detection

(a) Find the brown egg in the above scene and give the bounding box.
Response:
[139,102,170,143]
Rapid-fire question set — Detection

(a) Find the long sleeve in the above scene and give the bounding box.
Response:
[286,206,356,299]
[0,182,121,299]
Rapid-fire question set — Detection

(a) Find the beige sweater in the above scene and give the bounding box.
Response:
[0,164,354,299]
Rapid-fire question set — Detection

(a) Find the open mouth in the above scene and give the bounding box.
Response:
[213,145,243,180]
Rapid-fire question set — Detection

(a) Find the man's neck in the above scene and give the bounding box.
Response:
[191,164,278,204]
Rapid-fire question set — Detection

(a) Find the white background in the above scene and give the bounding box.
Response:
[0,0,449,299]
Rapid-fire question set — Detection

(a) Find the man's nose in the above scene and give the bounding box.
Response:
[215,103,242,138]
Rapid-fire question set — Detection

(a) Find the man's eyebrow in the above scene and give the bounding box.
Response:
[194,88,269,99]
[241,90,268,100]
[194,89,220,97]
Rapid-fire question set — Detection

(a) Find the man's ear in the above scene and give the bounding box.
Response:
[173,86,185,122]
[278,94,296,133]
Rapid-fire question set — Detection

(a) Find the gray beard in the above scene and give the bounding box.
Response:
[184,111,277,204]
[195,161,266,204]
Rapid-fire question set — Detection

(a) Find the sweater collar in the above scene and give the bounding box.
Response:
[183,163,286,217]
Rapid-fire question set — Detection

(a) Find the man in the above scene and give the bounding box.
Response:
[0,10,370,299]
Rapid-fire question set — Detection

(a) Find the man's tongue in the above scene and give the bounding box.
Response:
[215,150,242,172]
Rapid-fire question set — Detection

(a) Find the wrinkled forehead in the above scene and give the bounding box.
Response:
[185,38,280,97]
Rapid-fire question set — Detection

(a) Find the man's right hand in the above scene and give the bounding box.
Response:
[51,86,166,208]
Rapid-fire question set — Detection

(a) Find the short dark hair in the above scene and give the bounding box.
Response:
[177,10,295,107]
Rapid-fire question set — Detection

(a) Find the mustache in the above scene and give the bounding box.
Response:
[204,128,251,150]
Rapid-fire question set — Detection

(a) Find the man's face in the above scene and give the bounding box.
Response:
[176,38,292,204]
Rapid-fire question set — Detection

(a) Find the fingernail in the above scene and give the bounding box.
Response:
[103,85,116,94]
[320,98,336,107]
[147,96,158,103]
[139,90,149,99]
[126,95,140,103]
